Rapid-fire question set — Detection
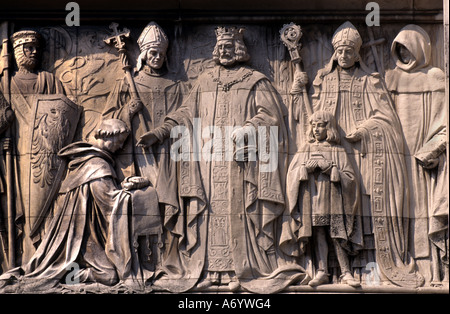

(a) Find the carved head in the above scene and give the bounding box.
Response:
[391,24,431,72]
[11,30,42,72]
[331,21,362,69]
[136,22,169,71]
[212,26,250,66]
[395,44,414,65]
[94,119,131,153]
[307,110,340,144]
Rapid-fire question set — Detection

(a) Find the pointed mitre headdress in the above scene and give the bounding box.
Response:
[215,26,245,41]
[10,30,42,49]
[137,22,169,52]
[331,21,362,52]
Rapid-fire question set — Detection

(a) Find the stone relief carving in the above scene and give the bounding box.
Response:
[137,25,307,293]
[386,24,448,286]
[309,21,426,288]
[0,17,447,294]
[0,119,158,293]
[0,30,81,270]
[281,110,363,288]
[102,21,189,274]
[53,27,122,141]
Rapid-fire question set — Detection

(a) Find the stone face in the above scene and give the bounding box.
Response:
[0,1,448,294]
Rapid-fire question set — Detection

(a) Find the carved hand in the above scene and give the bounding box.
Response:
[317,159,332,172]
[422,158,439,169]
[231,125,256,144]
[290,71,308,94]
[345,129,362,142]
[137,130,159,148]
[127,99,143,117]
[305,159,319,172]
[294,70,309,87]
[122,176,151,190]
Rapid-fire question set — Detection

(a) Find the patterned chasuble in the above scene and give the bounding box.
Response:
[315,66,425,287]
[195,66,257,272]
[205,69,236,272]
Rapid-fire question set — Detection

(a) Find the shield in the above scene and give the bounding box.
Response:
[28,94,81,240]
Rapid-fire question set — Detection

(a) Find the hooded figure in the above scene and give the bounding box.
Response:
[0,119,160,292]
[311,21,424,287]
[386,24,448,285]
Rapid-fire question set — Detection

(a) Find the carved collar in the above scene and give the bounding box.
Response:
[140,64,167,77]
[337,65,357,78]
[210,65,254,92]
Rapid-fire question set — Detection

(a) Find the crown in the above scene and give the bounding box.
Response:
[137,22,169,52]
[215,26,245,41]
[332,21,362,51]
[10,30,41,49]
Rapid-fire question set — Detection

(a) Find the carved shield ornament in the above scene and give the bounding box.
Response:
[28,94,81,239]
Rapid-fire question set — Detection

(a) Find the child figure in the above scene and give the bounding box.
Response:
[282,110,363,287]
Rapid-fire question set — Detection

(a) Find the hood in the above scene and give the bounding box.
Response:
[391,24,431,72]
[58,141,115,169]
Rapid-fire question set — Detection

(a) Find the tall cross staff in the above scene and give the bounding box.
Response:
[104,23,158,185]
[363,27,386,76]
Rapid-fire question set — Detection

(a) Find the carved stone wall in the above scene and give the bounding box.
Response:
[0,0,448,294]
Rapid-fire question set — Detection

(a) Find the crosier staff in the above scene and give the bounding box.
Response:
[280,23,312,117]
[104,23,158,185]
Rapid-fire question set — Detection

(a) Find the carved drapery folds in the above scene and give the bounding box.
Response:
[0,17,447,293]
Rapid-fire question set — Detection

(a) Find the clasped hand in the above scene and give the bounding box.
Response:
[121,176,151,190]
[305,159,332,173]
[422,158,439,169]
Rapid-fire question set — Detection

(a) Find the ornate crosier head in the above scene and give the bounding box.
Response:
[11,30,42,72]
[213,26,250,66]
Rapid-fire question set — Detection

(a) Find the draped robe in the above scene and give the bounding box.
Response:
[153,65,306,293]
[312,63,424,287]
[386,25,448,282]
[0,142,159,291]
[103,69,188,266]
[281,141,363,260]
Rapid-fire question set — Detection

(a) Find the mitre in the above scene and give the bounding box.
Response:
[137,22,169,52]
[331,21,362,51]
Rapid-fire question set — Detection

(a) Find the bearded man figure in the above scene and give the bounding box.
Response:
[138,26,307,293]
[0,30,78,267]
